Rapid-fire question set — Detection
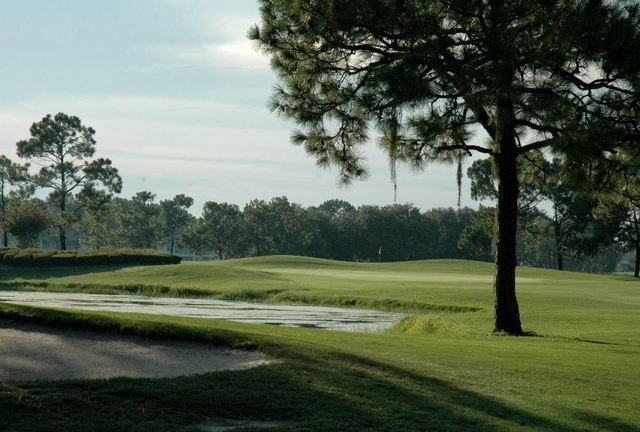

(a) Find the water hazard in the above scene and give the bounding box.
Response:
[0,291,404,332]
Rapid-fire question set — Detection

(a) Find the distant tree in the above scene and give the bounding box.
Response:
[3,201,51,248]
[79,190,116,250]
[316,199,359,260]
[160,194,194,254]
[252,0,640,334]
[242,199,273,256]
[595,154,640,277]
[302,207,334,259]
[0,155,31,247]
[467,155,545,218]
[16,113,122,250]
[424,207,475,260]
[352,204,435,261]
[514,210,554,269]
[467,156,616,270]
[318,199,355,218]
[179,220,208,255]
[543,171,598,271]
[182,202,244,259]
[242,197,315,256]
[267,196,315,255]
[118,192,163,249]
[457,206,495,261]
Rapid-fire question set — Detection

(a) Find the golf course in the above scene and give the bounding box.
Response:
[0,256,638,431]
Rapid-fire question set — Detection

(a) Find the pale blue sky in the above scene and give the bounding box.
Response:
[0,0,479,213]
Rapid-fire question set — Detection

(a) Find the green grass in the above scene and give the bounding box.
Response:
[0,256,639,431]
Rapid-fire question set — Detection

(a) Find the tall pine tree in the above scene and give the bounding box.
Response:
[251,0,640,334]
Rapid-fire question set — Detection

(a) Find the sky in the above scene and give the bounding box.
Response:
[0,0,482,214]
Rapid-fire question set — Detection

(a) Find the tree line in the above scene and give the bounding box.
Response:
[0,190,627,273]
[0,112,638,277]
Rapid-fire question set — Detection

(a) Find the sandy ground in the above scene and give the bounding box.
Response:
[0,319,270,381]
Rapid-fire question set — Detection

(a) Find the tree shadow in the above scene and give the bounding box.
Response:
[569,409,640,432]
[0,307,635,432]
[1,343,634,431]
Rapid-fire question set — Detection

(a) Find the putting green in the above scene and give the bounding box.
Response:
[258,267,544,284]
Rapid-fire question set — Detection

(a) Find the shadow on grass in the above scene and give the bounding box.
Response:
[0,345,630,431]
[569,409,640,432]
[0,306,634,432]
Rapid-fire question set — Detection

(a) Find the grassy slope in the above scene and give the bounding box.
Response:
[0,256,639,431]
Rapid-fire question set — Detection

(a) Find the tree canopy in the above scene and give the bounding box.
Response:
[160,194,194,254]
[3,201,51,248]
[251,0,640,334]
[118,191,163,249]
[0,155,31,247]
[16,113,122,250]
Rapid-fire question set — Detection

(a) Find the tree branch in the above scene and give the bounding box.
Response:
[518,138,556,154]
[436,143,494,155]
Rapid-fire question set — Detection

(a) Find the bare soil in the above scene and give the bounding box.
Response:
[0,319,270,381]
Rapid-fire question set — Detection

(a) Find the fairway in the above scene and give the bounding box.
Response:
[0,257,639,431]
[253,267,543,284]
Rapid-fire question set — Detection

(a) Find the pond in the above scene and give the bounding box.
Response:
[0,290,404,332]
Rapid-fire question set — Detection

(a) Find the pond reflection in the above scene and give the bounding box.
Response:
[0,290,404,332]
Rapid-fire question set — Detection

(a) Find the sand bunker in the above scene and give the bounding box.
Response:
[0,320,269,382]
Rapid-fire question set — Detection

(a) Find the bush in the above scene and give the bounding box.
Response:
[2,202,51,248]
[0,248,19,265]
[0,248,17,259]
[0,248,181,267]
[32,250,56,266]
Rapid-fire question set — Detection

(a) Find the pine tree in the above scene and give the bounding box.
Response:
[251,0,640,334]
[0,155,31,247]
[16,113,122,250]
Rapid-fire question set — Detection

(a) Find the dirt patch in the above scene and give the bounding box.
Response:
[0,319,270,381]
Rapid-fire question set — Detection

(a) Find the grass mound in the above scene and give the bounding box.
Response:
[0,247,181,267]
[269,292,482,313]
[391,314,470,335]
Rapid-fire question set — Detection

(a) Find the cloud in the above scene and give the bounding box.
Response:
[145,39,269,70]
[0,94,281,131]
[0,94,473,212]
[141,4,269,70]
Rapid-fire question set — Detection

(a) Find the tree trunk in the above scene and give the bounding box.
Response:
[492,100,524,335]
[634,244,640,278]
[634,214,640,278]
[1,188,6,247]
[553,209,564,271]
[59,227,66,251]
[170,236,175,254]
[59,194,67,251]
[557,252,564,271]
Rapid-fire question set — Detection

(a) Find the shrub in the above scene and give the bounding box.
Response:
[2,202,51,248]
[0,248,181,267]
[0,248,17,259]
[32,250,56,266]
[1,248,19,265]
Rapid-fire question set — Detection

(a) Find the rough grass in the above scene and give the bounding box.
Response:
[0,256,639,431]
